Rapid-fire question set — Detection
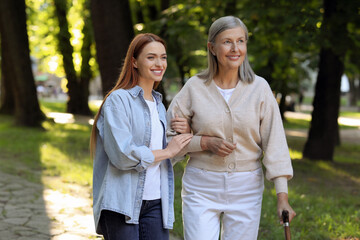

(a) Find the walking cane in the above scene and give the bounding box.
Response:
[282,210,291,240]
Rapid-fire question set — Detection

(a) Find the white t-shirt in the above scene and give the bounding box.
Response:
[142,98,163,200]
[216,86,235,103]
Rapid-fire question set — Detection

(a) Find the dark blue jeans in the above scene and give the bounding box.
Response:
[99,199,169,240]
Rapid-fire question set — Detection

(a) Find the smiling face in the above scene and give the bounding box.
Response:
[209,27,247,72]
[133,41,167,85]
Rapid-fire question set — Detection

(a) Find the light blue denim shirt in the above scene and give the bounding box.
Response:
[92,86,174,234]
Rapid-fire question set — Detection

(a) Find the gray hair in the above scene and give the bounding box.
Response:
[197,16,255,83]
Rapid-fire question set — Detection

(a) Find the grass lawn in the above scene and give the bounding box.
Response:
[0,100,359,239]
[340,112,360,119]
[0,114,93,190]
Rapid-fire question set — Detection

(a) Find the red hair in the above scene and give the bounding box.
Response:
[90,33,166,156]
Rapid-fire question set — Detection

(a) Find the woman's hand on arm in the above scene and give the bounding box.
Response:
[171,114,191,134]
[200,136,236,157]
[277,192,296,224]
[152,133,193,162]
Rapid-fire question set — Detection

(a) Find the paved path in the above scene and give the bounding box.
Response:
[0,171,181,239]
[0,171,100,239]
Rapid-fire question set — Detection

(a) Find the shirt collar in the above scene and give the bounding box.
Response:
[127,85,163,103]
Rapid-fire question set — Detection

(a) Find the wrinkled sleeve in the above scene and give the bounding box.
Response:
[260,84,293,194]
[99,95,154,172]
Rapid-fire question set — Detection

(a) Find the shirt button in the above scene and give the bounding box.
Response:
[228,163,235,169]
[225,108,230,113]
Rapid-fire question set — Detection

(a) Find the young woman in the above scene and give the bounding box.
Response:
[168,16,296,240]
[90,33,192,240]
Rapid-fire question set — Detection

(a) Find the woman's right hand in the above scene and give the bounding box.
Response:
[166,133,193,158]
[201,136,236,157]
[171,114,191,134]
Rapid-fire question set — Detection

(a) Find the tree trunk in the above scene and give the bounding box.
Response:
[279,92,287,120]
[156,79,169,109]
[161,0,170,11]
[179,65,186,86]
[0,38,15,114]
[91,0,134,95]
[147,2,158,21]
[0,0,45,126]
[348,75,357,106]
[357,77,360,103]
[134,0,145,24]
[224,0,237,16]
[357,77,360,107]
[80,0,93,114]
[303,48,343,160]
[53,0,91,115]
[303,0,350,161]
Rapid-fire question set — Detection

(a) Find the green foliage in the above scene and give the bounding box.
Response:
[133,1,210,80]
[26,0,60,74]
[24,0,359,101]
[243,0,322,95]
[26,0,97,78]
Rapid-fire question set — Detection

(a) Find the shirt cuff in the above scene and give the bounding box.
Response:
[274,177,288,194]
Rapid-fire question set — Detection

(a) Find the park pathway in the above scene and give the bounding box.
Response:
[0,170,99,239]
[0,170,182,239]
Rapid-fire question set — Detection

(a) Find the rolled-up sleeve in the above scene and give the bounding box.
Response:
[100,96,154,172]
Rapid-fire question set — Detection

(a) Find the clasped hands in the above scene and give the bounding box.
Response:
[171,114,236,157]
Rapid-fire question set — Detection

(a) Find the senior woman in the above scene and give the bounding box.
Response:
[167,16,296,240]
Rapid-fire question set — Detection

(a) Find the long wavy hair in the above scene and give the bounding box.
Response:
[197,16,255,83]
[90,33,166,157]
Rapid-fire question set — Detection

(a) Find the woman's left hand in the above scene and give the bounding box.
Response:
[277,192,296,224]
[171,114,191,134]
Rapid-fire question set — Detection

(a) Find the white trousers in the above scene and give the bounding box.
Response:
[182,166,264,240]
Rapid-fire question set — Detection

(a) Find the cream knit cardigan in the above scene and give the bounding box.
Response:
[167,75,293,193]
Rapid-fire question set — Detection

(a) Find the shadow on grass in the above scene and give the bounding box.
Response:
[39,120,93,187]
[0,115,51,238]
[275,158,360,240]
[258,136,360,239]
